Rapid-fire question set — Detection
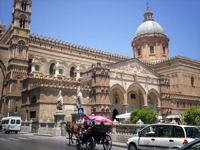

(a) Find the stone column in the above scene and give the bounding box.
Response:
[143,94,148,107]
[157,97,161,108]
[123,93,128,112]
[123,93,128,105]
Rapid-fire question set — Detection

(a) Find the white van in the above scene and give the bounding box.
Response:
[1,116,21,134]
[127,124,200,150]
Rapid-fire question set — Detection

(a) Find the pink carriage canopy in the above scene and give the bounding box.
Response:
[85,115,113,126]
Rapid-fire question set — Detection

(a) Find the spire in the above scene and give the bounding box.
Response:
[144,2,154,22]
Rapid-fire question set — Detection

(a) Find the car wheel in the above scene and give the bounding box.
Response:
[129,144,137,150]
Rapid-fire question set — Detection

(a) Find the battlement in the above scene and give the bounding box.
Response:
[29,33,130,62]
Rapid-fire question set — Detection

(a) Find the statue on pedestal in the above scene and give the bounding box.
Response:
[57,90,63,110]
[75,86,82,108]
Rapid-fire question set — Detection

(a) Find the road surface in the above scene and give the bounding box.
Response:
[0,132,126,150]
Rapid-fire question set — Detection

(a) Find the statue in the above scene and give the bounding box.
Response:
[76,65,81,81]
[57,90,63,110]
[75,86,82,108]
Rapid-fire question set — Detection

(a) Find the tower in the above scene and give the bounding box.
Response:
[90,63,111,118]
[132,6,169,63]
[5,0,32,116]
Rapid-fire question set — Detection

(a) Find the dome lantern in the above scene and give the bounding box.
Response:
[144,5,154,22]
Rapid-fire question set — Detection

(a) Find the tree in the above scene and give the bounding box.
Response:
[130,107,158,124]
[183,107,200,125]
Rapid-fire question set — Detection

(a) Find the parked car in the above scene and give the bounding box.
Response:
[179,138,200,150]
[1,116,21,134]
[127,124,200,150]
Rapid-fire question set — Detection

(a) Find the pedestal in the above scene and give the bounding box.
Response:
[54,111,65,126]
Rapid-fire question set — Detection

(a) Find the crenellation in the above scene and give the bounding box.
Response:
[29,33,130,61]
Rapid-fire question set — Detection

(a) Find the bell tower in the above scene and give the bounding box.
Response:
[5,0,32,116]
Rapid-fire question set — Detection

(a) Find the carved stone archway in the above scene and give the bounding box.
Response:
[127,83,146,112]
[109,84,125,118]
[147,88,160,111]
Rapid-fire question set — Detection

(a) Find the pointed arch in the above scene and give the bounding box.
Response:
[147,88,161,109]
[147,88,159,97]
[110,84,126,94]
[127,82,146,95]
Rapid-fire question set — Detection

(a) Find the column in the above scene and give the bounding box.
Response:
[123,93,128,113]
[123,93,128,105]
[143,94,148,107]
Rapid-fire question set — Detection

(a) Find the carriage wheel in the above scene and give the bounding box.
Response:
[103,134,112,150]
[87,137,95,150]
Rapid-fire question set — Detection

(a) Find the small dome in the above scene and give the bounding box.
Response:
[134,20,166,38]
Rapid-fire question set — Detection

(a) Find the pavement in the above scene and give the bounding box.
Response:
[19,132,127,148]
[112,142,127,148]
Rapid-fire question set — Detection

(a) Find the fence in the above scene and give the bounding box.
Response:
[21,121,146,143]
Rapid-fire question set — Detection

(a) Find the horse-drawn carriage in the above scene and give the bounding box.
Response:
[65,115,113,150]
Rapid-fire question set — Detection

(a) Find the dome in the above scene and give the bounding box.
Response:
[134,20,166,38]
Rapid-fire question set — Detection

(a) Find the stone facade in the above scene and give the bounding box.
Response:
[0,0,199,124]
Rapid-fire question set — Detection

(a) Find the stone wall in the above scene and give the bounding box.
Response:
[21,121,147,143]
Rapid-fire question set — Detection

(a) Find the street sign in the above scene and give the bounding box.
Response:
[77,107,84,114]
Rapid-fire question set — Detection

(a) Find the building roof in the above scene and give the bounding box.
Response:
[134,6,166,38]
[134,20,166,38]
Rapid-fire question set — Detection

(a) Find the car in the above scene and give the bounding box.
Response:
[179,138,200,150]
[1,116,21,134]
[127,124,200,150]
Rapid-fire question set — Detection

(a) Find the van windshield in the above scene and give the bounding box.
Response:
[184,127,200,138]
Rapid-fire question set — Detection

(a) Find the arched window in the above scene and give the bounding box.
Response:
[70,67,75,77]
[27,59,32,73]
[21,1,27,11]
[31,96,37,103]
[138,48,141,56]
[59,69,63,75]
[150,46,154,54]
[49,63,55,75]
[35,65,40,71]
[19,18,25,28]
[114,94,118,104]
[191,76,194,87]
[130,93,136,99]
[163,47,166,54]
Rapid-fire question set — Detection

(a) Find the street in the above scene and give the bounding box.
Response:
[0,132,126,150]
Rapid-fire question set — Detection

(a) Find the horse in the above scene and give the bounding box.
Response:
[65,121,81,145]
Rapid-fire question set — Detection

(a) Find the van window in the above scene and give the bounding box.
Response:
[173,126,184,138]
[140,125,157,137]
[185,127,200,138]
[3,120,9,124]
[11,119,15,124]
[16,120,21,124]
[157,125,172,137]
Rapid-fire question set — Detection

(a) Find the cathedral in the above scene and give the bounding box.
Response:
[0,0,199,123]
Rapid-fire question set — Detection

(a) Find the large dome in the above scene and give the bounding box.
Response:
[134,20,166,38]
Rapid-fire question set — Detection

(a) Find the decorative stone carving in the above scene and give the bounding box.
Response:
[56,90,63,110]
[111,61,152,76]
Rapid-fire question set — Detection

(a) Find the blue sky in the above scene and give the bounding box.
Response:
[0,0,200,60]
